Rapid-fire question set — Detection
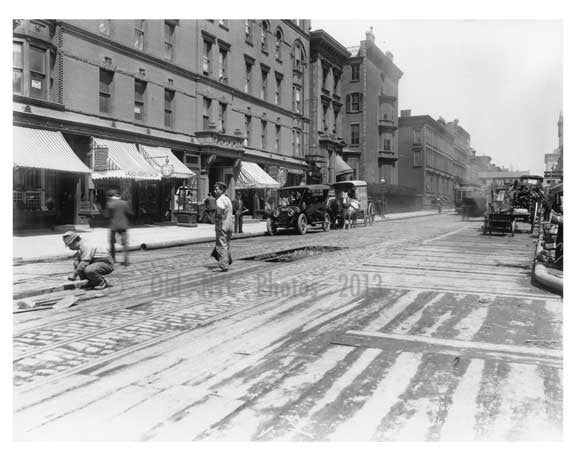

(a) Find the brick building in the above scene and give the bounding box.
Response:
[341,28,403,184]
[397,111,466,208]
[13,19,311,229]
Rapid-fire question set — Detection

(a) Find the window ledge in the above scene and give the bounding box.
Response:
[13,94,65,111]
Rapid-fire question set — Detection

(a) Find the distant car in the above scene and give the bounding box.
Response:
[267,185,332,235]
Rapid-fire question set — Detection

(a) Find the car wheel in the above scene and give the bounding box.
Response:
[297,214,308,235]
[322,213,331,232]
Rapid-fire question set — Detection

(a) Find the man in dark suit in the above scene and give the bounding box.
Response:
[232,191,246,234]
[105,190,133,266]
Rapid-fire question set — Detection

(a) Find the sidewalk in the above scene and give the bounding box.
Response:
[13,209,449,264]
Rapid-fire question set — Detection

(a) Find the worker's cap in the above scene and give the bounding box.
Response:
[62,231,81,247]
[214,181,228,191]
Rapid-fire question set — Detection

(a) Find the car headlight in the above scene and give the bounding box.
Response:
[273,209,280,218]
[288,209,295,217]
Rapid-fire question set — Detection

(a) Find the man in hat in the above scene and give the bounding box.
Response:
[63,231,114,290]
[211,182,233,272]
[104,189,133,266]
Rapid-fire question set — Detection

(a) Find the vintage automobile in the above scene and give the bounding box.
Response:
[330,180,376,228]
[267,185,332,235]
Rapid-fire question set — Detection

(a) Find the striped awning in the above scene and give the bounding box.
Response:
[139,145,196,179]
[91,138,160,181]
[236,161,280,189]
[13,127,91,173]
[336,155,353,176]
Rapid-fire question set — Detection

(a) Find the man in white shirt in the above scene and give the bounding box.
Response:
[212,181,234,272]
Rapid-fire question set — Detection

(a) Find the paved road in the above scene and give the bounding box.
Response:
[13,214,562,441]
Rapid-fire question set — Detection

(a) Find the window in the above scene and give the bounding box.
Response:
[413,128,423,144]
[261,21,269,53]
[350,124,360,145]
[13,41,53,101]
[218,47,227,82]
[275,74,282,104]
[413,150,423,167]
[244,115,252,146]
[382,133,392,151]
[203,39,212,75]
[134,79,146,121]
[164,89,175,128]
[98,20,111,37]
[346,93,363,113]
[261,67,269,100]
[245,20,253,43]
[322,105,328,132]
[99,69,114,114]
[275,124,281,152]
[164,21,175,60]
[218,102,227,133]
[333,108,339,134]
[29,45,47,100]
[293,85,302,114]
[322,67,329,90]
[134,20,145,50]
[202,97,212,130]
[293,129,302,156]
[13,42,23,94]
[333,71,340,95]
[293,42,304,72]
[275,29,283,60]
[261,120,267,149]
[245,60,253,93]
[351,63,360,81]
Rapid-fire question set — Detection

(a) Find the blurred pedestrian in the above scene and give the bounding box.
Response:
[62,231,114,290]
[232,191,246,234]
[211,182,233,272]
[203,193,217,224]
[105,190,133,266]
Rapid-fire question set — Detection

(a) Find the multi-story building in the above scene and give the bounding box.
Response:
[446,119,472,185]
[397,110,465,208]
[307,29,350,184]
[13,19,311,229]
[341,28,403,184]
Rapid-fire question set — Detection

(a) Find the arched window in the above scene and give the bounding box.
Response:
[275,28,283,60]
[293,41,305,72]
[261,21,269,53]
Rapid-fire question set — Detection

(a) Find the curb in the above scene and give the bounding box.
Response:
[13,280,88,301]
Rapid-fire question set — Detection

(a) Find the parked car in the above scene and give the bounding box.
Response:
[267,185,332,235]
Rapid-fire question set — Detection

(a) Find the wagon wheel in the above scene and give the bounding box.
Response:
[363,209,369,227]
[322,213,331,232]
[297,213,308,235]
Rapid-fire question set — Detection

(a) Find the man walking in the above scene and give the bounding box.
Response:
[105,190,133,266]
[232,191,246,234]
[63,231,114,290]
[212,182,233,272]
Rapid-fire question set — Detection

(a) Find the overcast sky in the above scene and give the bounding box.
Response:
[312,20,563,175]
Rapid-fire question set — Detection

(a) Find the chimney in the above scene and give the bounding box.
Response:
[385,51,394,61]
[453,118,459,125]
[400,109,411,117]
[366,26,375,44]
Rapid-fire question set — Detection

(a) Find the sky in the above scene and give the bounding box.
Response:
[312,19,563,176]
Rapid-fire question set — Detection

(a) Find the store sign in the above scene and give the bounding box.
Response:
[31,80,42,89]
[93,146,109,171]
[161,162,175,178]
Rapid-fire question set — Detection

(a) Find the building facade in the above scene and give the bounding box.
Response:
[544,112,563,187]
[307,29,350,184]
[397,111,466,208]
[341,28,403,184]
[13,19,312,228]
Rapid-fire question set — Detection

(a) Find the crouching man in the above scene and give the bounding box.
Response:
[63,231,114,290]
